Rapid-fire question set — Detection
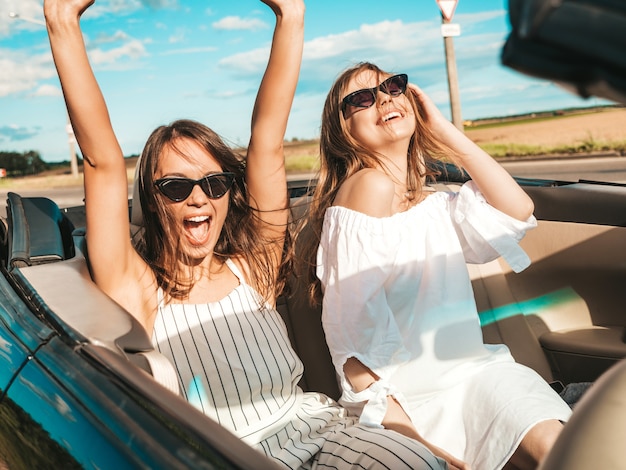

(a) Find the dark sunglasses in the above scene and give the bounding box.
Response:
[341,74,408,116]
[154,172,236,202]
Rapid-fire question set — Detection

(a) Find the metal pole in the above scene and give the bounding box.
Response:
[66,116,79,177]
[442,17,464,131]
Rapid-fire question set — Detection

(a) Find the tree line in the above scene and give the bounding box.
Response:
[0,151,50,177]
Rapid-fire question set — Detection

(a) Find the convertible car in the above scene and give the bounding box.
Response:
[0,0,624,468]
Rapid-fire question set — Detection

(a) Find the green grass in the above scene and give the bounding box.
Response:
[286,154,320,172]
[480,138,626,158]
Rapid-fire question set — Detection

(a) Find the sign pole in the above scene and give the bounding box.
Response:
[435,0,463,131]
[442,15,463,131]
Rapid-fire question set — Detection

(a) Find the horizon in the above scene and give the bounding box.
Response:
[1,0,611,163]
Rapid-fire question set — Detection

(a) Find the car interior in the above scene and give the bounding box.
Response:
[0,191,282,469]
[1,0,625,467]
[502,0,626,467]
[3,162,626,467]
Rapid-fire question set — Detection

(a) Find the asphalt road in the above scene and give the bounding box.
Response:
[501,155,626,183]
[2,155,626,213]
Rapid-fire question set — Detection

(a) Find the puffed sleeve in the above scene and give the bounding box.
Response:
[317,206,411,427]
[451,181,537,273]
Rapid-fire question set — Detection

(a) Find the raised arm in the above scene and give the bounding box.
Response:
[45,0,149,322]
[409,84,534,222]
[245,0,305,233]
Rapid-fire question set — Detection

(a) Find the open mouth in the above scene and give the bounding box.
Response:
[382,111,402,123]
[183,215,211,245]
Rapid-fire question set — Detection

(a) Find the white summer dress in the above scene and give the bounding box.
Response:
[317,181,573,470]
[151,259,447,470]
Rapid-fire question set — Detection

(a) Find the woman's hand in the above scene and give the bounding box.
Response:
[372,388,471,470]
[408,82,534,221]
[260,0,305,18]
[408,82,460,138]
[44,0,94,26]
[424,442,472,470]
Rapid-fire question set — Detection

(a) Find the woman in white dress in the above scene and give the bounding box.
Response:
[45,2,444,468]
[300,62,572,469]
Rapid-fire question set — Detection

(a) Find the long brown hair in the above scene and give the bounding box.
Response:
[133,119,288,302]
[297,62,458,304]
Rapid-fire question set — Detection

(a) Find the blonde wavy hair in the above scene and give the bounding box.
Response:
[296,62,459,305]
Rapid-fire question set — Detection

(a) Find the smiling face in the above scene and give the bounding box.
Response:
[342,69,416,156]
[155,137,230,261]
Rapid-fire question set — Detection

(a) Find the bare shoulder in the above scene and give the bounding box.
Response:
[333,169,395,217]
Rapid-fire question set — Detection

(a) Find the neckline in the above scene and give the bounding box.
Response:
[330,190,441,220]
[158,258,245,307]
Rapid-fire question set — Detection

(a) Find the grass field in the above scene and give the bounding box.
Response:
[466,107,626,157]
[2,106,625,190]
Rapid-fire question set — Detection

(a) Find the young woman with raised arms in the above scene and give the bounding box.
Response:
[45,2,446,467]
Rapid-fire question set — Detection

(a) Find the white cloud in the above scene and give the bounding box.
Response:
[304,20,440,60]
[456,10,507,25]
[93,30,132,45]
[212,16,268,31]
[32,84,62,97]
[131,9,507,90]
[70,0,141,19]
[218,19,442,77]
[168,28,188,44]
[215,19,445,123]
[89,39,148,68]
[0,124,40,142]
[0,48,54,97]
[219,45,270,73]
[1,0,45,36]
[160,46,217,56]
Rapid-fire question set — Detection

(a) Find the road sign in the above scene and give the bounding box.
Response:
[441,23,461,37]
[437,0,458,22]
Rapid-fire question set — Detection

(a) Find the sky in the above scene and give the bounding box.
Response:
[0,0,609,163]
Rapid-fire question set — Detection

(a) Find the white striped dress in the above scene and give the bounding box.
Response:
[152,260,446,469]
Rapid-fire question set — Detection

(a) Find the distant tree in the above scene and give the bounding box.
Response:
[0,150,50,176]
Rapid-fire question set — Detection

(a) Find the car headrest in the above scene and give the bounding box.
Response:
[502,0,626,105]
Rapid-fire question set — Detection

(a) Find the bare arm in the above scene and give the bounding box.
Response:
[245,0,305,243]
[45,0,150,324]
[410,84,534,222]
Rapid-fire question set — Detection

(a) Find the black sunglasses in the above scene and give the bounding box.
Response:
[154,172,236,202]
[341,74,408,116]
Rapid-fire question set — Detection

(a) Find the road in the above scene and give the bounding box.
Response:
[1,155,626,212]
[501,155,626,183]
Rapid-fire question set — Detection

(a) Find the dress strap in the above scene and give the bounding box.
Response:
[156,287,165,308]
[226,258,245,284]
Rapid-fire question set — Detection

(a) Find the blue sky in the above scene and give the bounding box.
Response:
[0,0,607,163]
